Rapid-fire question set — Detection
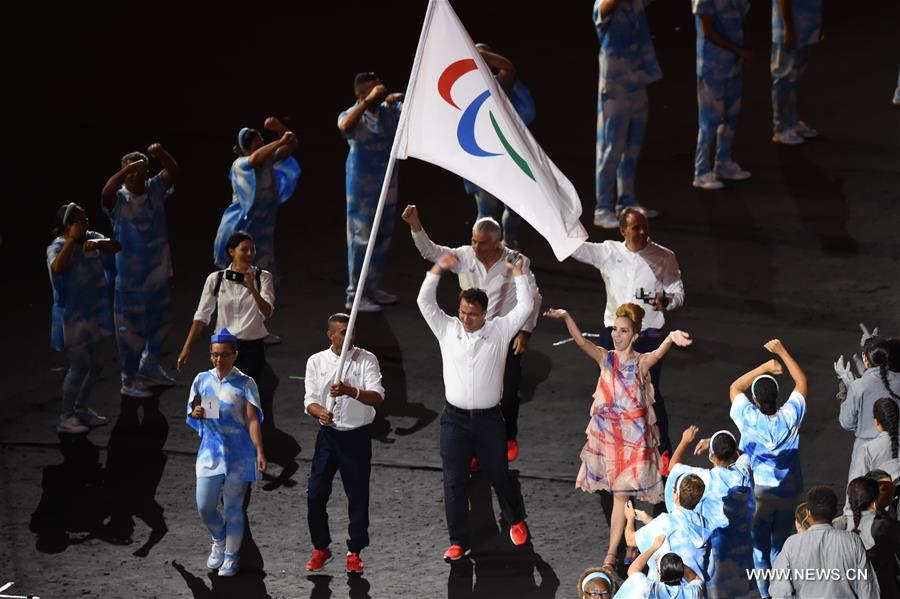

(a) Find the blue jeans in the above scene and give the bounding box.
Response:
[694,74,742,176]
[473,188,522,245]
[196,474,249,555]
[62,339,103,417]
[771,44,811,134]
[595,87,648,212]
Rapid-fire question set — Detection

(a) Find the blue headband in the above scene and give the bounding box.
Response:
[211,327,238,345]
[581,571,612,592]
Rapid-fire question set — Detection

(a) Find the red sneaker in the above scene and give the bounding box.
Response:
[443,544,470,562]
[509,520,529,546]
[346,552,364,574]
[305,548,333,572]
[469,456,480,472]
[507,439,519,462]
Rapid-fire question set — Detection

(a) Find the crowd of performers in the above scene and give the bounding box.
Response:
[43,0,900,595]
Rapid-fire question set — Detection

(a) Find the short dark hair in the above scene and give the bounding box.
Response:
[459,288,488,312]
[328,313,350,327]
[677,474,705,510]
[806,486,838,521]
[618,207,648,228]
[752,378,779,416]
[225,230,254,254]
[711,433,738,463]
[121,151,148,167]
[658,553,685,586]
[864,469,891,481]
[354,72,379,88]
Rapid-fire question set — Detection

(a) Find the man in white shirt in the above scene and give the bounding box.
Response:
[302,313,385,576]
[402,205,542,461]
[570,207,684,460]
[418,251,533,562]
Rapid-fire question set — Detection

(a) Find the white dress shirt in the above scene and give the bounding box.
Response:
[304,346,384,431]
[411,228,542,333]
[193,269,274,341]
[571,239,684,330]
[417,271,533,410]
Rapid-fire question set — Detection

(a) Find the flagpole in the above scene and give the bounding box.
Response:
[327,0,437,414]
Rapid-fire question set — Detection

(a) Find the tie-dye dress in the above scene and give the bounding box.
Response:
[576,351,663,502]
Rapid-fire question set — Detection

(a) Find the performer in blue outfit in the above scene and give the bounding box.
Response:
[592,0,661,229]
[770,0,822,144]
[187,328,266,577]
[616,533,705,599]
[630,473,713,584]
[337,72,404,313]
[690,0,753,191]
[728,338,807,598]
[101,143,178,397]
[665,426,756,598]
[47,203,120,433]
[463,44,536,249]
[213,117,300,277]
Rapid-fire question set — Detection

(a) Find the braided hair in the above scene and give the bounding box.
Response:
[874,397,900,459]
[864,337,900,401]
[847,476,879,534]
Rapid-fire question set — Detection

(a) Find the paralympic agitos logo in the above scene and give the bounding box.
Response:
[437,58,535,181]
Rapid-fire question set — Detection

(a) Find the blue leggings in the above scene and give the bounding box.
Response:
[196,474,249,555]
[62,340,103,416]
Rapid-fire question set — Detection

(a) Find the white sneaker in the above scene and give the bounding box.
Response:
[218,554,239,577]
[263,333,282,346]
[77,408,109,428]
[58,415,89,434]
[345,297,382,313]
[139,364,177,387]
[714,161,752,181]
[207,538,226,569]
[371,289,398,305]
[794,121,818,138]
[593,209,618,229]
[121,381,153,398]
[772,130,804,145]
[692,172,725,190]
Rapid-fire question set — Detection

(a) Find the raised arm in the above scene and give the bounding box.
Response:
[641,330,692,375]
[729,359,784,402]
[338,84,386,134]
[598,0,624,21]
[401,205,456,264]
[764,339,807,398]
[263,117,298,161]
[543,308,607,364]
[147,142,178,188]
[101,159,147,210]
[248,131,296,168]
[628,534,666,577]
[416,253,458,338]
[477,47,516,88]
[669,425,700,471]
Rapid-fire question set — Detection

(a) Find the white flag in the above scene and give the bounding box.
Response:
[394,0,588,261]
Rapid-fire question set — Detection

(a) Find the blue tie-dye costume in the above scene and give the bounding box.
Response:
[187,367,264,557]
[665,456,756,598]
[103,173,173,382]
[770,0,822,134]
[464,79,536,243]
[615,573,705,599]
[730,390,805,597]
[213,155,301,275]
[339,101,402,301]
[635,506,713,586]
[593,0,661,214]
[692,0,750,176]
[47,232,114,417]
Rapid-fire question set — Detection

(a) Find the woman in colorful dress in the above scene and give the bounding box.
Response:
[543,302,691,568]
[187,328,266,577]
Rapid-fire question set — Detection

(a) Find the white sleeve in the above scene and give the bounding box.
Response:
[570,241,611,270]
[411,228,456,265]
[416,272,455,339]
[496,276,534,342]
[662,253,685,311]
[193,273,218,324]
[362,353,385,399]
[303,356,321,415]
[520,256,542,333]
[259,269,276,314]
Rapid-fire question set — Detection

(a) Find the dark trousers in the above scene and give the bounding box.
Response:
[500,343,523,441]
[440,404,524,548]
[307,424,372,554]
[235,338,266,384]
[598,327,671,455]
